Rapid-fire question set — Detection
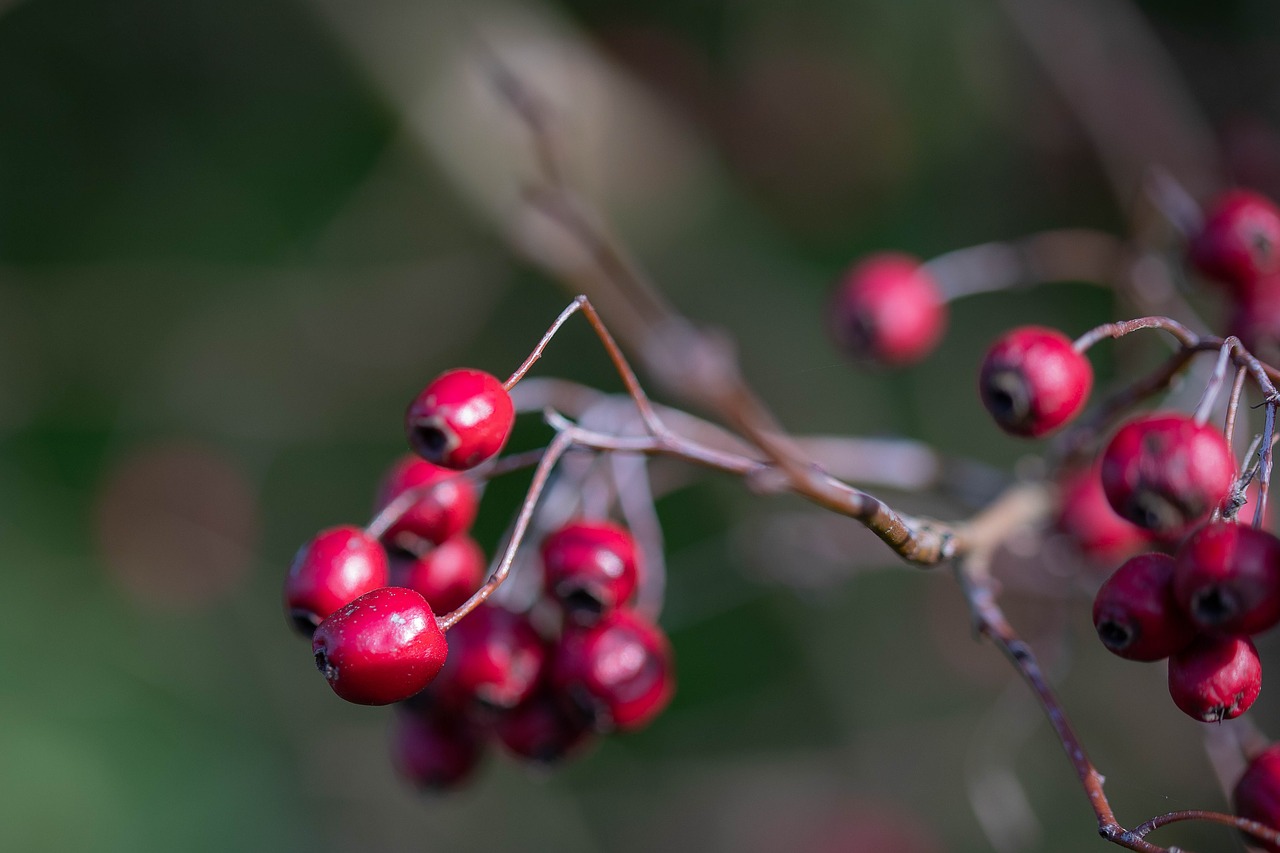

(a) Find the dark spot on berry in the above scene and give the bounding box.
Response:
[560,586,606,622]
[314,647,335,680]
[1191,587,1239,626]
[410,424,453,463]
[290,609,320,637]
[984,370,1030,426]
[1097,619,1133,651]
[1127,491,1184,533]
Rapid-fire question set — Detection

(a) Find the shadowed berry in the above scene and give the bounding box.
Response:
[1174,521,1280,636]
[1100,413,1235,537]
[1167,635,1262,722]
[979,326,1092,438]
[284,525,389,636]
[1234,743,1280,853]
[1189,189,1280,291]
[390,535,487,615]
[435,605,546,710]
[312,586,448,706]
[375,455,478,548]
[391,705,484,792]
[495,685,593,765]
[1056,464,1152,565]
[405,369,514,470]
[541,520,640,625]
[827,253,946,366]
[1092,553,1195,661]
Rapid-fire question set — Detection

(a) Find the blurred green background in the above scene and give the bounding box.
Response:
[2,0,1279,850]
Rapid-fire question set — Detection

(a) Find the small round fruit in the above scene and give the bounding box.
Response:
[390,535,487,615]
[827,253,946,366]
[1056,464,1152,565]
[541,520,640,625]
[284,525,389,636]
[435,605,546,710]
[1234,743,1280,853]
[391,706,484,792]
[495,685,593,765]
[1100,413,1235,536]
[1174,521,1280,636]
[1167,635,1262,722]
[1092,553,1195,661]
[405,368,515,470]
[375,455,478,547]
[312,586,448,706]
[979,326,1092,438]
[1189,189,1280,290]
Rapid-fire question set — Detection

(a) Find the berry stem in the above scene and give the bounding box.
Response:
[1193,341,1234,425]
[1255,401,1276,528]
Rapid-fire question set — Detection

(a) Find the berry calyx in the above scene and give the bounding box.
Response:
[827,253,946,366]
[1099,413,1235,536]
[1092,553,1195,661]
[434,604,546,710]
[1167,635,1262,722]
[284,525,389,636]
[552,608,674,733]
[390,535,487,614]
[1056,464,1152,565]
[978,326,1092,438]
[1173,521,1280,635]
[1234,743,1280,853]
[541,520,640,625]
[1189,189,1280,291]
[375,455,478,548]
[405,368,515,470]
[311,586,448,706]
[495,685,593,765]
[391,705,485,792]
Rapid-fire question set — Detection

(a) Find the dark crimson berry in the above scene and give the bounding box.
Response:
[312,586,448,706]
[391,706,484,792]
[1174,522,1280,635]
[436,605,546,710]
[1056,464,1152,565]
[1230,273,1280,364]
[390,535,487,615]
[827,253,946,366]
[405,368,515,470]
[375,455,478,548]
[979,326,1092,438]
[284,525,389,636]
[1100,413,1235,536]
[541,520,640,625]
[1167,635,1261,722]
[1189,189,1280,290]
[1234,744,1280,853]
[552,608,674,733]
[495,685,593,765]
[1092,553,1195,661]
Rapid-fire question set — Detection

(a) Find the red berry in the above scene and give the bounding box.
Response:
[552,609,674,733]
[312,586,448,706]
[827,253,947,366]
[1189,189,1280,290]
[284,525,389,636]
[405,368,515,470]
[391,705,484,792]
[1174,521,1280,635]
[1092,553,1195,661]
[1167,635,1262,722]
[436,605,546,710]
[1230,273,1280,363]
[1234,744,1280,853]
[541,520,640,625]
[979,326,1092,438]
[390,535,487,614]
[1056,464,1152,565]
[495,685,593,765]
[375,455,478,548]
[1100,413,1235,536]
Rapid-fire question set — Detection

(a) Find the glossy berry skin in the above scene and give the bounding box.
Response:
[435,605,546,710]
[311,586,448,706]
[1234,744,1280,853]
[1173,522,1280,636]
[827,253,946,366]
[390,535,486,615]
[1167,635,1262,723]
[391,706,484,792]
[375,455,478,548]
[495,685,593,765]
[284,525,389,636]
[1092,553,1195,661]
[979,326,1092,438]
[1056,464,1151,565]
[1189,189,1280,291]
[1100,413,1235,537]
[552,608,674,733]
[541,520,640,625]
[405,369,514,470]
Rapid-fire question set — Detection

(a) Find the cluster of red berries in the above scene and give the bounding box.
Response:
[283,366,675,791]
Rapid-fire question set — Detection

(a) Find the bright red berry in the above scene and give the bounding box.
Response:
[390,535,487,615]
[435,605,546,710]
[541,520,640,625]
[391,705,484,792]
[405,368,515,470]
[284,525,389,636]
[1167,635,1262,722]
[552,609,674,733]
[1189,189,1280,290]
[375,455,478,548]
[1174,521,1280,636]
[495,685,593,765]
[1091,553,1195,661]
[1100,413,1235,536]
[1234,744,1280,853]
[312,586,448,706]
[827,253,946,366]
[979,326,1092,438]
[1056,464,1152,565]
